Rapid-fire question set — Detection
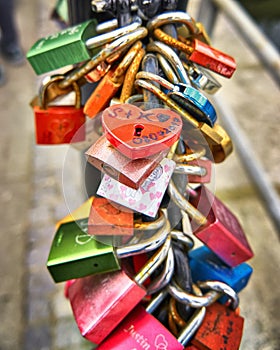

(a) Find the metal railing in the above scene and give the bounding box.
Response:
[195,0,280,236]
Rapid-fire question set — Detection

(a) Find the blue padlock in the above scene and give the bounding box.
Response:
[189,245,253,304]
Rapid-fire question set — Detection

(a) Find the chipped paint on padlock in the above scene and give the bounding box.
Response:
[102,103,183,159]
[191,302,244,350]
[87,197,134,235]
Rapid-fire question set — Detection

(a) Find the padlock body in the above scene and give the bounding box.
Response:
[47,219,120,282]
[88,197,134,235]
[189,185,254,266]
[68,270,146,344]
[27,20,98,74]
[85,135,167,189]
[189,246,253,303]
[84,68,122,118]
[102,104,183,159]
[189,39,236,78]
[34,105,85,144]
[98,305,184,349]
[191,302,244,350]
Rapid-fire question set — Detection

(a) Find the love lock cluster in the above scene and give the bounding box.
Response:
[27,2,254,349]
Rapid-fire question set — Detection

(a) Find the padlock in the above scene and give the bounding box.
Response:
[119,45,146,103]
[136,70,217,127]
[182,61,222,95]
[88,197,166,238]
[189,245,253,303]
[98,290,206,349]
[134,78,233,163]
[188,185,254,267]
[56,26,148,90]
[33,75,85,145]
[47,212,170,282]
[85,135,168,189]
[101,103,183,159]
[153,28,236,78]
[87,197,134,236]
[67,235,171,344]
[191,302,244,350]
[168,279,239,311]
[55,196,94,230]
[84,41,144,118]
[97,157,176,218]
[173,147,212,184]
[27,19,99,75]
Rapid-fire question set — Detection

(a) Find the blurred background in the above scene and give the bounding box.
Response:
[0,0,279,349]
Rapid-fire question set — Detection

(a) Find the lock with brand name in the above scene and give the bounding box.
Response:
[27,19,99,75]
[47,212,170,282]
[33,75,85,145]
[67,235,171,344]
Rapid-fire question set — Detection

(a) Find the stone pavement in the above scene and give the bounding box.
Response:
[0,0,279,349]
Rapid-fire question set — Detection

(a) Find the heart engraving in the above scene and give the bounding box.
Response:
[102,104,182,159]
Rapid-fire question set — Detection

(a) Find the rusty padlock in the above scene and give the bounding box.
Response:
[33,75,85,144]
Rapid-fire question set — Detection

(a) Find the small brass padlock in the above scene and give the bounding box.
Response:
[33,75,85,145]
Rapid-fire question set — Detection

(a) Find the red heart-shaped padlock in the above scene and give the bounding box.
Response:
[102,104,182,159]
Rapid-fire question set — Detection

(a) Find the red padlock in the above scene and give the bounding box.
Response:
[33,75,85,144]
[191,302,244,350]
[102,103,182,159]
[68,235,170,344]
[152,29,236,78]
[189,185,254,267]
[87,197,134,236]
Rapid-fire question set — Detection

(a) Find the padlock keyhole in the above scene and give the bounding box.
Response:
[134,124,144,137]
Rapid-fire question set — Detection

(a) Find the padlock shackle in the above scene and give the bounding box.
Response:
[134,234,171,285]
[177,307,206,346]
[147,41,190,85]
[116,215,170,259]
[168,180,208,226]
[146,11,198,36]
[85,17,142,49]
[197,280,239,310]
[39,75,81,109]
[147,246,174,295]
[58,26,148,89]
[170,230,194,250]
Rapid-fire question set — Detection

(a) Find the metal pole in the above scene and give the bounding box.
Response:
[212,0,280,87]
[213,94,280,237]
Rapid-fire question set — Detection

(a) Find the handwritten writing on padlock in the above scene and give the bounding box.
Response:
[97,158,175,217]
[102,104,182,159]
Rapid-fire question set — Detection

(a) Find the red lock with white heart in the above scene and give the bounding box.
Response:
[102,103,182,159]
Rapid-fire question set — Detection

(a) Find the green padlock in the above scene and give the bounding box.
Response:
[47,219,119,283]
[26,19,98,75]
[47,216,170,283]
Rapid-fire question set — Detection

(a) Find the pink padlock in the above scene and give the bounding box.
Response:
[188,185,254,267]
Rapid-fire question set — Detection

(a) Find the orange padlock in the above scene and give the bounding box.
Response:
[33,75,85,144]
